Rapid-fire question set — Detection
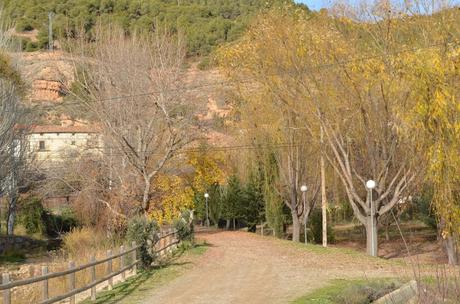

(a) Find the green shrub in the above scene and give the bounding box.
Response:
[15,18,34,32]
[19,197,45,234]
[126,216,159,268]
[173,210,194,242]
[197,56,212,70]
[414,194,437,230]
[309,208,335,244]
[43,208,79,237]
[25,41,39,52]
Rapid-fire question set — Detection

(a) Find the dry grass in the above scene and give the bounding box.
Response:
[1,227,127,304]
[415,265,460,303]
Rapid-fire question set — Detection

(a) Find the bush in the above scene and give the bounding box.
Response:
[309,208,335,244]
[197,56,212,70]
[15,18,34,32]
[25,41,39,52]
[19,197,46,234]
[126,216,159,268]
[414,194,437,230]
[43,208,79,237]
[173,210,194,242]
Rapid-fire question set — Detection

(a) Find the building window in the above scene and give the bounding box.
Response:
[86,135,98,148]
[71,141,76,146]
[40,133,44,136]
[56,133,60,136]
[39,141,46,151]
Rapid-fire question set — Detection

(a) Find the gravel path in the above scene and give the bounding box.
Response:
[141,230,404,304]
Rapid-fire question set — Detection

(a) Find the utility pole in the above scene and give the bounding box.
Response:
[48,12,54,51]
[320,125,328,247]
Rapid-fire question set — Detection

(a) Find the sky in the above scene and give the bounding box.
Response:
[295,0,460,11]
[295,0,329,11]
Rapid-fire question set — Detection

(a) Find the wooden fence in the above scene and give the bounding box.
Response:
[0,228,179,304]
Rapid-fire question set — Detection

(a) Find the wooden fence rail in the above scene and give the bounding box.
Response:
[1,228,179,304]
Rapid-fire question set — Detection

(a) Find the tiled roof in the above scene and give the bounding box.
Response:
[30,125,101,134]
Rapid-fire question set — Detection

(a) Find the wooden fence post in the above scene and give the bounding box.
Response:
[68,261,76,304]
[29,265,35,278]
[120,245,125,281]
[42,266,48,301]
[158,232,163,257]
[168,229,172,254]
[90,256,96,301]
[107,250,113,290]
[2,273,11,304]
[131,241,137,275]
[173,229,178,250]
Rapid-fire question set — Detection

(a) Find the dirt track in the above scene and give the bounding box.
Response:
[141,230,405,304]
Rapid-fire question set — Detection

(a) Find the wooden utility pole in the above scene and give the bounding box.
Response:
[320,126,328,247]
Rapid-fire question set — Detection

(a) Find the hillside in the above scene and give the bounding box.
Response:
[3,0,308,55]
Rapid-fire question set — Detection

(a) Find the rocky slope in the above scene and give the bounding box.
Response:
[14,47,235,146]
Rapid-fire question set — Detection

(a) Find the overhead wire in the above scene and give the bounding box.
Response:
[1,40,457,114]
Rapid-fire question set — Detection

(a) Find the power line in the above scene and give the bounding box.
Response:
[24,142,305,162]
[3,40,456,115]
[23,81,232,111]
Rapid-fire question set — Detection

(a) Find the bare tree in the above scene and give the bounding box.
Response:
[69,25,195,215]
[0,17,29,234]
[0,80,28,235]
[275,114,320,242]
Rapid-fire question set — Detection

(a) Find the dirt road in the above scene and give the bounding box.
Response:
[141,230,405,304]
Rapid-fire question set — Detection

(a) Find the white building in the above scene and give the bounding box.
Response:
[28,125,102,164]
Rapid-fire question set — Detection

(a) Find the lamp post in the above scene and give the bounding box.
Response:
[301,185,308,244]
[204,193,210,227]
[366,180,376,256]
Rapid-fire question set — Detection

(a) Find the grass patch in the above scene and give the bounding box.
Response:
[292,278,404,304]
[273,235,406,267]
[278,237,377,259]
[81,241,209,304]
[0,251,26,264]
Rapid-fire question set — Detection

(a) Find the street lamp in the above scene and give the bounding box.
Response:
[204,193,210,227]
[366,180,377,256]
[301,185,308,244]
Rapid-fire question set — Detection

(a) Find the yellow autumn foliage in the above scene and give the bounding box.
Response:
[187,150,227,193]
[403,46,460,234]
[149,149,228,224]
[150,174,194,225]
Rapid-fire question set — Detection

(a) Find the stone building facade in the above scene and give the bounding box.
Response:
[28,125,102,164]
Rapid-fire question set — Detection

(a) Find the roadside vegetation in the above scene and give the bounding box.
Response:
[80,241,209,304]
[292,279,404,304]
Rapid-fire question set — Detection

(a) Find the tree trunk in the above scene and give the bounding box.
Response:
[445,235,458,265]
[365,216,378,256]
[292,212,301,242]
[7,196,18,235]
[385,223,390,241]
[226,219,231,230]
[142,176,151,213]
[232,218,236,230]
